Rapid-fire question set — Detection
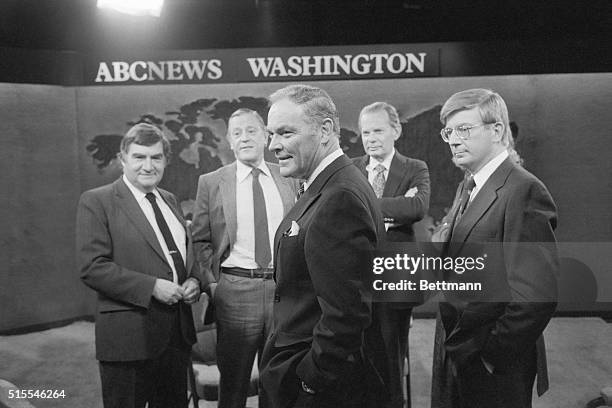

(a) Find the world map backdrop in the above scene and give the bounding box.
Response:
[84,92,467,240]
[3,73,611,332]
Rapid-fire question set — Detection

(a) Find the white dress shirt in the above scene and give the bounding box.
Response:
[470,149,509,203]
[222,160,284,269]
[122,175,186,284]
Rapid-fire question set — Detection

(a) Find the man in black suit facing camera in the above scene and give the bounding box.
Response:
[353,101,430,408]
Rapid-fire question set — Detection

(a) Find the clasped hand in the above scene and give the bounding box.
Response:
[152,278,200,305]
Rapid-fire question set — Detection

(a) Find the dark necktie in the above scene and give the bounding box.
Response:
[251,168,271,268]
[458,175,476,216]
[372,164,386,198]
[450,175,476,237]
[145,192,187,283]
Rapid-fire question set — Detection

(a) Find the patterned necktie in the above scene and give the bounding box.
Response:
[251,168,271,268]
[297,181,305,199]
[372,164,386,198]
[145,193,187,282]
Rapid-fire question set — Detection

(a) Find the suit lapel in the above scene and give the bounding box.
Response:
[451,158,515,245]
[114,179,168,265]
[219,163,238,247]
[353,155,368,178]
[303,154,353,199]
[269,163,295,216]
[383,152,407,197]
[445,182,465,242]
[159,189,185,229]
[273,191,320,277]
[274,155,353,243]
[273,155,353,277]
[275,192,318,240]
[355,152,408,197]
[185,231,195,277]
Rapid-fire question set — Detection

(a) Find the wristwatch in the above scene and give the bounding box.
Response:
[301,381,316,395]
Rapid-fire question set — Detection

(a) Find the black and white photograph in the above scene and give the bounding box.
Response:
[1,1,611,407]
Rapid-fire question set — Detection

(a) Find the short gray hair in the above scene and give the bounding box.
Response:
[359,101,401,133]
[269,84,340,134]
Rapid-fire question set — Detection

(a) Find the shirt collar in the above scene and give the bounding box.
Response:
[472,149,509,190]
[122,174,161,203]
[304,148,344,191]
[366,149,395,173]
[236,159,271,183]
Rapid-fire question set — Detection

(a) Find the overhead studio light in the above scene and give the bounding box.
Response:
[97,0,165,17]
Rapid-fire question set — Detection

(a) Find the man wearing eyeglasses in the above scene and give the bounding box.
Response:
[432,89,558,408]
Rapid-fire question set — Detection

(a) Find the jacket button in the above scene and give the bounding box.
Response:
[274,294,280,303]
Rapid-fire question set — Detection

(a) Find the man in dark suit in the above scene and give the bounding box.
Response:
[431,89,558,408]
[353,102,430,242]
[261,84,386,408]
[353,102,430,408]
[191,108,297,408]
[76,123,203,408]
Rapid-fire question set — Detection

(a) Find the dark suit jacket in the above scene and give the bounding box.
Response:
[432,157,558,407]
[260,154,386,408]
[353,151,430,242]
[354,151,430,308]
[191,161,298,288]
[76,178,203,361]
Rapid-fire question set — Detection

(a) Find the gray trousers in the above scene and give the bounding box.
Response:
[214,272,275,408]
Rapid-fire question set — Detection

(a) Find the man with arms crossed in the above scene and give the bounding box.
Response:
[76,123,202,408]
[432,89,558,408]
[353,101,430,408]
[260,84,387,408]
[191,108,297,408]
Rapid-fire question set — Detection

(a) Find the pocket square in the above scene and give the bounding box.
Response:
[431,221,450,243]
[286,221,300,237]
[405,187,418,198]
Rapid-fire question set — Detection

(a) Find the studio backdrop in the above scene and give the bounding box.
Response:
[1,42,611,332]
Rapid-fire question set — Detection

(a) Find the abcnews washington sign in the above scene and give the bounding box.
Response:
[86,43,440,85]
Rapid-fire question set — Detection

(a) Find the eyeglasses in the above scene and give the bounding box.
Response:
[440,123,492,142]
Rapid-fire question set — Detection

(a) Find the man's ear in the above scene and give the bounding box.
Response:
[491,122,505,143]
[320,118,334,144]
[226,134,235,151]
[117,152,124,165]
[393,125,401,141]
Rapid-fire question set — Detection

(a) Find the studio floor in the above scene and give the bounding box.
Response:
[1,317,611,408]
